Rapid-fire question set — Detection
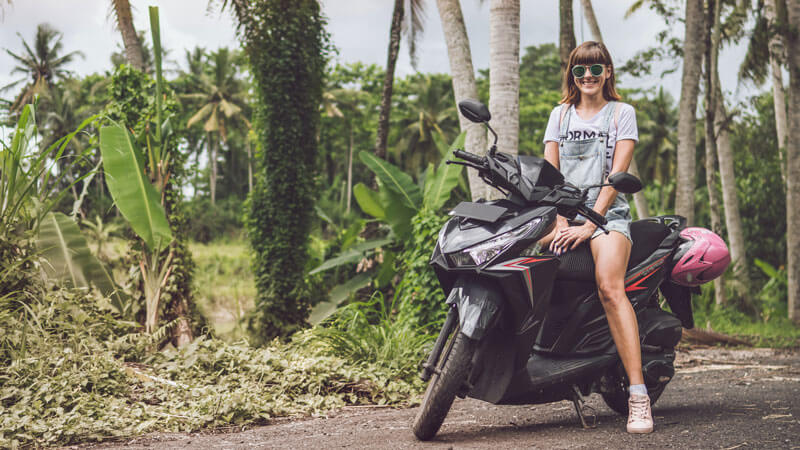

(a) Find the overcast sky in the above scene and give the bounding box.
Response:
[0,0,756,105]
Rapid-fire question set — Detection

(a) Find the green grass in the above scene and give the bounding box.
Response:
[190,238,256,340]
[693,306,800,348]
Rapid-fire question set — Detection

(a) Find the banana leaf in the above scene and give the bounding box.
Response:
[359,151,421,210]
[309,238,393,275]
[308,273,372,325]
[37,212,127,311]
[353,182,385,219]
[99,124,172,251]
[423,132,466,211]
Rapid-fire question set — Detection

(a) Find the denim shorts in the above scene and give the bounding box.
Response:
[573,197,633,244]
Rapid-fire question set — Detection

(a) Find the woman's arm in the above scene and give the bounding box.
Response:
[543,141,569,250]
[581,139,635,234]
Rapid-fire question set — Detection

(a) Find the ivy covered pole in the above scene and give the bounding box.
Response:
[225,0,328,342]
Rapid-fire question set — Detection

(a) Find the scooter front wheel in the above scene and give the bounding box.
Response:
[412,331,477,441]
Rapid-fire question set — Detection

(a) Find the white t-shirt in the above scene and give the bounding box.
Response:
[542,102,638,173]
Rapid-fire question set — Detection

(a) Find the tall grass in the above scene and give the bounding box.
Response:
[312,292,434,379]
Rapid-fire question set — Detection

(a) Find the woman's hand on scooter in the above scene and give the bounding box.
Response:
[551,222,595,255]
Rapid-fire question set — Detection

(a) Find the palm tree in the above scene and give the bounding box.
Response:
[392,74,458,174]
[488,0,520,202]
[2,24,84,113]
[111,0,145,70]
[559,0,576,72]
[674,0,705,225]
[740,0,788,181]
[779,0,800,323]
[375,0,425,159]
[436,0,488,201]
[184,48,250,204]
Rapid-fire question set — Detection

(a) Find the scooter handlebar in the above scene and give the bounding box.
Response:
[454,149,486,167]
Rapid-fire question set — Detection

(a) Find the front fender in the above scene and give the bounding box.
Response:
[446,278,503,340]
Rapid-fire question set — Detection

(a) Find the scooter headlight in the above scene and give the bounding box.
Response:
[448,218,540,267]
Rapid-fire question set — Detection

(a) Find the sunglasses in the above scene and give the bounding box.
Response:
[571,64,605,78]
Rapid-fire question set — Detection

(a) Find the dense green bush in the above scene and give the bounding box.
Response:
[394,209,450,331]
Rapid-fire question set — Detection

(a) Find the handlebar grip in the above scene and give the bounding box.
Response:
[454,149,486,166]
[580,205,608,226]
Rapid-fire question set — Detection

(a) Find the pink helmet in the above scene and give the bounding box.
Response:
[670,227,731,286]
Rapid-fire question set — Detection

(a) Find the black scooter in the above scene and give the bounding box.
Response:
[412,100,696,440]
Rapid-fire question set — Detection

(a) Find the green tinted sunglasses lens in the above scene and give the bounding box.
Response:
[571,65,586,78]
[589,64,604,76]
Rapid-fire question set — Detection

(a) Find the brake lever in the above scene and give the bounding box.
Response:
[446,160,484,171]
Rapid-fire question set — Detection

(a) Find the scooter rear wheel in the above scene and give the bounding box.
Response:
[412,331,477,441]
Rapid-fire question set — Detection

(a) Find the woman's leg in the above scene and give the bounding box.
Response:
[589,231,643,385]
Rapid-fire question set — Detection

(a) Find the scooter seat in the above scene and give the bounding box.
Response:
[555,220,672,281]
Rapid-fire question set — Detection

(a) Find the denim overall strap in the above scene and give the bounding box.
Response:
[557,104,572,146]
[599,101,617,180]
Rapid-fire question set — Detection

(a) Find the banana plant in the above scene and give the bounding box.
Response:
[308,132,465,324]
[36,212,133,319]
[98,7,176,334]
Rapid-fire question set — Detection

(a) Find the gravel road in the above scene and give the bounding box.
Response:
[86,348,800,450]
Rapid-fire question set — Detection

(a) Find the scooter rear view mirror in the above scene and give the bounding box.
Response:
[608,172,643,194]
[458,99,491,123]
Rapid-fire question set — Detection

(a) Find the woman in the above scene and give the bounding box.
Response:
[541,41,653,434]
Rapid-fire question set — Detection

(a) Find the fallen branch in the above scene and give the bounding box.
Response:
[681,327,751,346]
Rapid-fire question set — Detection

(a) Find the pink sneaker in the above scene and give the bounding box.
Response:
[627,394,654,433]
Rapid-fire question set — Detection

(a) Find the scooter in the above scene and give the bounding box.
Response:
[412,99,698,440]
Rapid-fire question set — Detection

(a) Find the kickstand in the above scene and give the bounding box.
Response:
[570,385,597,429]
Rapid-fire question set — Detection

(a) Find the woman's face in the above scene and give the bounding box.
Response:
[572,63,611,98]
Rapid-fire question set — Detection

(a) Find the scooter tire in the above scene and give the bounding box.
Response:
[412,331,477,441]
[601,383,666,416]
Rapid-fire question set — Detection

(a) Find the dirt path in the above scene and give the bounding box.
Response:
[85,348,800,449]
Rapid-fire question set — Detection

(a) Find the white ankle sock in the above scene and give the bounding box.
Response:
[629,384,648,396]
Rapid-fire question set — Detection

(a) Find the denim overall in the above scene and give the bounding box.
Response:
[558,102,632,243]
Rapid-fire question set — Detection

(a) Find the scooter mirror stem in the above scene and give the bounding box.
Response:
[485,122,499,155]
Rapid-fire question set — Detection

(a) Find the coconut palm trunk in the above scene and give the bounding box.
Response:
[559,0,576,72]
[580,0,603,42]
[488,0,520,201]
[766,0,789,181]
[714,82,753,310]
[375,0,405,159]
[674,0,705,225]
[703,0,726,307]
[784,0,800,322]
[112,0,145,71]
[347,121,354,213]
[436,0,488,201]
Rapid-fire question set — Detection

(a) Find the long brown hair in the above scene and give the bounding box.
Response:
[560,41,621,105]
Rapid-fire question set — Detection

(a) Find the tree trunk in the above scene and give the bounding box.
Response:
[112,0,145,71]
[766,0,788,181]
[714,87,753,310]
[436,0,489,201]
[209,132,218,205]
[559,0,576,73]
[781,0,800,322]
[580,0,603,42]
[346,122,353,214]
[375,0,404,159]
[488,0,520,202]
[704,0,726,307]
[246,134,253,194]
[627,158,649,219]
[674,0,705,225]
